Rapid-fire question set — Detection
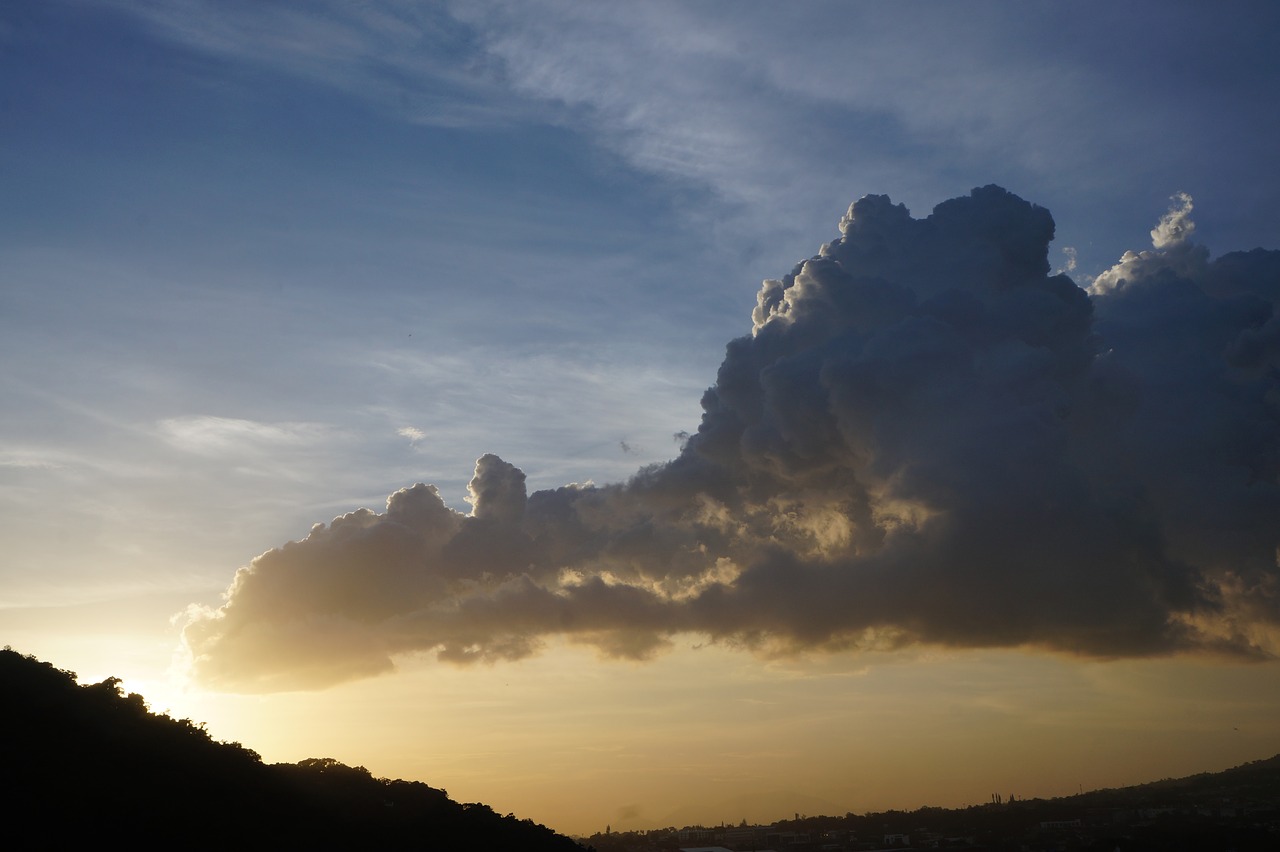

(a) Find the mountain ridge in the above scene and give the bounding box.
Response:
[5,644,1278,850]
[0,646,583,849]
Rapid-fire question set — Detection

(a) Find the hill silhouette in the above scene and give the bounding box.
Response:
[0,647,583,849]
[6,645,1278,850]
[582,757,1280,850]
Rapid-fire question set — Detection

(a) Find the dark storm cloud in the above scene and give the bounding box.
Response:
[181,187,1280,691]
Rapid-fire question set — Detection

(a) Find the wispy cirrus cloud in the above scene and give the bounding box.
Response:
[92,0,530,128]
[89,0,1280,272]
[157,415,332,456]
[0,447,69,470]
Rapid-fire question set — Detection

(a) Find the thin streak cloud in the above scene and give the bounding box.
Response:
[158,415,331,455]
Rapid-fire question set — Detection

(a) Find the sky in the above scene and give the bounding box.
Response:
[2,0,1279,836]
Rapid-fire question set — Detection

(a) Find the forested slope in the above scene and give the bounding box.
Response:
[0,647,582,849]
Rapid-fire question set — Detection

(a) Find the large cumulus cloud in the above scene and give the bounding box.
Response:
[180,186,1280,691]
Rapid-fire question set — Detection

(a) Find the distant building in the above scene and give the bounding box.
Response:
[722,825,764,848]
[764,829,810,847]
[677,828,715,843]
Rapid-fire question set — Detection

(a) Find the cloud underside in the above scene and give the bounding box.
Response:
[182,186,1280,692]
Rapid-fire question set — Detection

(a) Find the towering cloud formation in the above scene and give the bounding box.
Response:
[181,187,1280,692]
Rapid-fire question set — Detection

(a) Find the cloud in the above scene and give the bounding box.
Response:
[180,186,1280,691]
[0,448,67,471]
[398,426,427,443]
[97,0,535,129]
[1056,246,1078,276]
[93,1,1280,282]
[1090,193,1207,295]
[1150,191,1195,249]
[157,416,328,455]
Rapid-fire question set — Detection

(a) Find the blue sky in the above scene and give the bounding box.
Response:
[3,0,1279,834]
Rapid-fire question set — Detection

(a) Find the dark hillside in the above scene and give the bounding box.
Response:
[0,648,582,849]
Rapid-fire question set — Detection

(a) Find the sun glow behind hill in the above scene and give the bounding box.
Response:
[25,639,1280,835]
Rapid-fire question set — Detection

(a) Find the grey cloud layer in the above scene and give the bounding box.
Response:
[182,187,1280,691]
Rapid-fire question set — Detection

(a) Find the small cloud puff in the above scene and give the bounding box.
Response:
[1090,192,1206,294]
[1151,191,1195,249]
[397,426,427,442]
